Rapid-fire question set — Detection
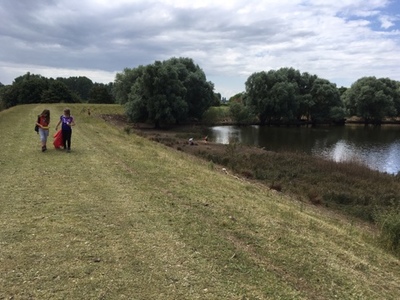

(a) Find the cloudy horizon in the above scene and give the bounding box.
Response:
[1,0,399,98]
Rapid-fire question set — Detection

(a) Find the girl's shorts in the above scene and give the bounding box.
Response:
[39,128,49,142]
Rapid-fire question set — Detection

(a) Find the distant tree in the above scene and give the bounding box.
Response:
[309,78,343,123]
[245,68,343,124]
[379,78,400,117]
[0,85,19,109]
[88,84,114,103]
[20,80,47,104]
[57,76,93,101]
[338,86,348,96]
[105,82,115,102]
[41,80,78,103]
[0,88,4,111]
[212,92,222,106]
[329,106,346,122]
[343,77,398,123]
[127,60,188,128]
[245,71,270,124]
[125,57,214,127]
[1,72,114,107]
[15,74,49,104]
[114,66,145,104]
[246,68,300,124]
[166,57,214,120]
[296,72,318,121]
[229,101,255,125]
[229,92,245,104]
[268,81,298,122]
[396,85,400,116]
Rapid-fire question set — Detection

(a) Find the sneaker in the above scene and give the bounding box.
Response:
[67,148,71,153]
[42,146,46,152]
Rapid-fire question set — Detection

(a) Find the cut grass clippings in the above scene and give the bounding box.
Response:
[1,104,400,299]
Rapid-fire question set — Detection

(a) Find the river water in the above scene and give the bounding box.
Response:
[209,125,400,175]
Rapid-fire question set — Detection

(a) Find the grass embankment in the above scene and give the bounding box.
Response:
[137,116,400,254]
[195,142,400,220]
[1,104,400,299]
[162,105,400,254]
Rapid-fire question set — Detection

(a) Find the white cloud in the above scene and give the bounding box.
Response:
[0,62,116,84]
[379,15,396,29]
[0,0,399,97]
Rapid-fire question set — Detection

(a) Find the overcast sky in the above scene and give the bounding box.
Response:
[1,0,399,98]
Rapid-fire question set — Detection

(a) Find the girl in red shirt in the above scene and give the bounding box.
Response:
[36,109,50,152]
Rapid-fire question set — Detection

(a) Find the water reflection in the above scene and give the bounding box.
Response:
[210,125,400,174]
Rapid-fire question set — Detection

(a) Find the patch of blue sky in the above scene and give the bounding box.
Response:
[336,1,399,32]
[339,14,396,32]
[382,0,400,30]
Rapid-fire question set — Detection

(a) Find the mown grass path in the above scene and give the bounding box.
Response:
[1,104,399,299]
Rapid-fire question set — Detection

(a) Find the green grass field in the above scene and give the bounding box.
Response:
[1,104,399,299]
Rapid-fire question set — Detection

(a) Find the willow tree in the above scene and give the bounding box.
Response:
[124,57,214,128]
[343,77,398,124]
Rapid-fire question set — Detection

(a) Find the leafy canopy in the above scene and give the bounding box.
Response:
[123,57,214,128]
[245,67,343,124]
[343,76,399,123]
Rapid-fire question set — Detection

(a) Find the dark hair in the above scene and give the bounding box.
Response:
[41,109,50,124]
[64,108,71,116]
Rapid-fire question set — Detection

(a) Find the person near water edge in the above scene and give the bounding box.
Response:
[55,108,75,152]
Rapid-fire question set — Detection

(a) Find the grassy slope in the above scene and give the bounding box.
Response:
[1,104,399,300]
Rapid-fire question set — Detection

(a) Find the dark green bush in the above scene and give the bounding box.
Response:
[325,192,353,205]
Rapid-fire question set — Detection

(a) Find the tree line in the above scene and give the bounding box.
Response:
[1,58,400,126]
[0,73,115,110]
[230,68,400,125]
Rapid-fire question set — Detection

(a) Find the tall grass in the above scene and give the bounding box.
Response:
[376,210,400,254]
